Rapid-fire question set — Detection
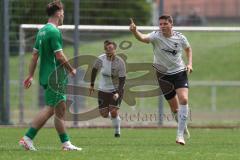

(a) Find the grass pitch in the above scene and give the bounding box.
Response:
[0,128,239,160]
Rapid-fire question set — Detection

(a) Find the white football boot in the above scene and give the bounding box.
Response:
[19,136,37,151]
[62,141,82,151]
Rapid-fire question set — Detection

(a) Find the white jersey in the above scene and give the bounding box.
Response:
[147,30,190,75]
[93,54,126,92]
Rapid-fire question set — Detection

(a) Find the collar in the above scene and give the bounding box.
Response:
[47,23,57,28]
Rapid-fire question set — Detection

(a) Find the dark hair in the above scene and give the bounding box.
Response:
[46,0,63,17]
[159,15,173,24]
[104,40,117,49]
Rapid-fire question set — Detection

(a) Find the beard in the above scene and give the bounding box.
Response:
[58,19,63,26]
[106,52,115,57]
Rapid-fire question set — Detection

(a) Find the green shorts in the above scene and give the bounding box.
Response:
[43,84,67,107]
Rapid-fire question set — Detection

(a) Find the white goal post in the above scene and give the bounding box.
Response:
[20,24,240,31]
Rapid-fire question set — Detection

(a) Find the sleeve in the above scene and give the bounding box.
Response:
[50,30,63,54]
[93,57,103,69]
[118,58,126,77]
[90,68,98,87]
[90,57,103,87]
[181,35,191,49]
[146,31,156,42]
[117,58,126,96]
[117,77,126,97]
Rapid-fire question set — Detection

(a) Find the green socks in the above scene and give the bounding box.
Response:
[25,127,38,140]
[25,127,69,143]
[59,133,70,143]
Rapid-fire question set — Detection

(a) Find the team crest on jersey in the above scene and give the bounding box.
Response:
[161,48,178,56]
[174,43,178,48]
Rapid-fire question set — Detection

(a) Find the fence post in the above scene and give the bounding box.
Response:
[19,27,25,124]
[158,0,164,126]
[0,0,11,125]
[73,0,80,127]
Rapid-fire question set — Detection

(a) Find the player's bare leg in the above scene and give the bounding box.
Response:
[167,95,178,119]
[54,101,81,151]
[54,101,66,134]
[99,107,110,118]
[19,107,54,151]
[32,107,54,129]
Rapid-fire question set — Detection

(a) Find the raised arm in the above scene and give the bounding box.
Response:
[129,18,150,44]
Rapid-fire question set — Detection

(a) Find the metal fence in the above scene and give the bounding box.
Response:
[10,80,240,126]
[2,0,240,126]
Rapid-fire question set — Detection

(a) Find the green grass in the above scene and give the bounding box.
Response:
[0,128,240,160]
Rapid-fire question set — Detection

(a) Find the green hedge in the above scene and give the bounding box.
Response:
[11,0,150,25]
[9,0,150,54]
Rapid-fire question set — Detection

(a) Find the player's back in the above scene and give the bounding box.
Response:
[37,23,61,59]
[35,23,66,86]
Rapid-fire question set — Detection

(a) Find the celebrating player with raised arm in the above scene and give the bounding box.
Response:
[130,15,193,145]
[19,1,81,151]
[89,40,126,137]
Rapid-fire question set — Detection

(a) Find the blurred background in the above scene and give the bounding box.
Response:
[1,0,240,127]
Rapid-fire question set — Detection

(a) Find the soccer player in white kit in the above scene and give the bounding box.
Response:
[129,15,193,145]
[89,40,126,137]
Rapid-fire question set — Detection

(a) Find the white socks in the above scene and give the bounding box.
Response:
[111,115,121,134]
[177,104,189,138]
[108,112,121,134]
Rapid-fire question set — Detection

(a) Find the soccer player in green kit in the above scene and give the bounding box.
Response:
[19,1,81,151]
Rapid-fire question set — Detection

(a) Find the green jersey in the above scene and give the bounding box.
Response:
[34,23,67,87]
